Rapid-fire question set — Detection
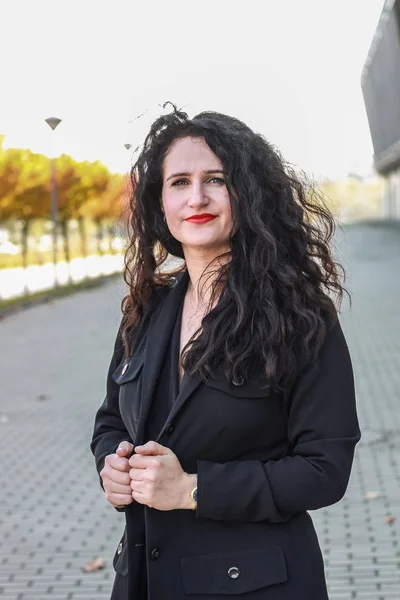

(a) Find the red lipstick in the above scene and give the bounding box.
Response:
[185,213,217,224]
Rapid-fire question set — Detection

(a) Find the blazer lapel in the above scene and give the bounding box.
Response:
[135,270,189,445]
[157,371,202,441]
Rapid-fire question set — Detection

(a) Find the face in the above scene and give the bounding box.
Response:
[161,136,233,256]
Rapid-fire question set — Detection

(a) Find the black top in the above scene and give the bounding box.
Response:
[144,290,184,442]
[138,291,185,599]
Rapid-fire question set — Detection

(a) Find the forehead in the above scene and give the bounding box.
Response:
[163,136,222,174]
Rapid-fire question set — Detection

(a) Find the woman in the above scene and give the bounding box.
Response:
[91,104,361,600]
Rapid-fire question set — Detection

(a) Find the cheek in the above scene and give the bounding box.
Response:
[221,193,234,228]
[162,192,181,221]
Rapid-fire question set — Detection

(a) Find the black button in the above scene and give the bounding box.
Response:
[228,566,240,579]
[150,548,160,560]
[166,423,175,435]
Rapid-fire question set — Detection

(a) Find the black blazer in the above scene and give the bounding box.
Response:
[91,271,361,600]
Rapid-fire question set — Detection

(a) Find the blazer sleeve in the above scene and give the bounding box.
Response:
[196,319,361,523]
[90,322,132,485]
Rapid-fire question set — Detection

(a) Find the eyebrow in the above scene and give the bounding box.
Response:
[166,169,225,182]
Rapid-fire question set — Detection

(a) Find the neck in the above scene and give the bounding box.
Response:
[183,245,230,305]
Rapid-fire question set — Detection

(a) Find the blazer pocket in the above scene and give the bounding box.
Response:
[181,546,287,595]
[112,357,144,386]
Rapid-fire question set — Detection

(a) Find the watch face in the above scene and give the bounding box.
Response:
[193,487,198,502]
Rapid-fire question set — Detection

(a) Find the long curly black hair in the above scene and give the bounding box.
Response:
[121,102,348,391]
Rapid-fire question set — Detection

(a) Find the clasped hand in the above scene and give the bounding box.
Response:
[100,441,194,511]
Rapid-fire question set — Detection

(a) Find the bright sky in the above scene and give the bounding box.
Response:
[0,0,385,179]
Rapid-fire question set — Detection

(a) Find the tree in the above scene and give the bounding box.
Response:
[55,156,111,260]
[0,142,124,272]
[81,173,125,254]
[0,147,50,268]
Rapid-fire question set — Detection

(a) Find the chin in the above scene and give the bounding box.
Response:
[181,236,228,253]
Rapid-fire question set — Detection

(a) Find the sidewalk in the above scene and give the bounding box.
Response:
[311,222,400,598]
[0,222,399,599]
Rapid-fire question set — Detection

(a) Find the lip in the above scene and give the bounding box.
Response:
[185,213,217,224]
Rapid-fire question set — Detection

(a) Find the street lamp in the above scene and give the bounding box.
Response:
[45,117,62,286]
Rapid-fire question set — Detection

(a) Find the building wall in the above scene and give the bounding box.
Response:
[383,167,400,218]
[361,0,400,173]
[361,0,400,219]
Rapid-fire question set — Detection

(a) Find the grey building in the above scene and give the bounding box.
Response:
[361,0,400,218]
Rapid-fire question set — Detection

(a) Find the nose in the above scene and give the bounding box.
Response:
[187,180,209,208]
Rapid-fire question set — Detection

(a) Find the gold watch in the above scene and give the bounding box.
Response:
[190,486,198,509]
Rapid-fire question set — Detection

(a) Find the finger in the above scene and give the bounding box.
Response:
[134,441,170,456]
[128,454,157,469]
[130,477,144,490]
[129,467,145,481]
[131,490,147,505]
[108,469,131,486]
[105,492,133,507]
[101,466,131,486]
[116,442,134,457]
[105,481,132,495]
[106,454,130,472]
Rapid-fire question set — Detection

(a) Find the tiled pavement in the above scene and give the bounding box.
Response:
[311,222,400,599]
[0,222,399,599]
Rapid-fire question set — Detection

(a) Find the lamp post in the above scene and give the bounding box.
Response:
[45,117,62,287]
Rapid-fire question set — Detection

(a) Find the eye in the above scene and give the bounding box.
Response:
[208,177,225,184]
[171,179,187,186]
